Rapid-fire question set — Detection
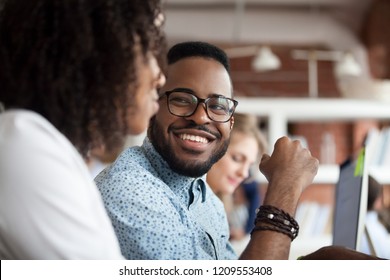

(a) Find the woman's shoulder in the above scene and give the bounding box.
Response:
[0,109,90,180]
[0,109,77,153]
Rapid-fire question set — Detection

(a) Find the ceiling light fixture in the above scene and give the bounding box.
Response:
[292,49,362,98]
[252,46,281,72]
[334,52,362,77]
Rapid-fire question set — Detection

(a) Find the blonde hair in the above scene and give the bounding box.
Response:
[231,113,268,157]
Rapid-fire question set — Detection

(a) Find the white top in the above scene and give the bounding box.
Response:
[360,211,390,259]
[0,110,124,259]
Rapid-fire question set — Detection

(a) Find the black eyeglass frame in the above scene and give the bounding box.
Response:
[162,89,238,123]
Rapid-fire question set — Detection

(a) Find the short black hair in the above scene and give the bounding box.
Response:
[167,41,230,73]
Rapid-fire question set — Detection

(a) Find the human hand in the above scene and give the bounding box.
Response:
[299,245,386,260]
[259,136,319,204]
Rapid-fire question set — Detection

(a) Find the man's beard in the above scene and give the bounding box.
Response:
[148,117,229,178]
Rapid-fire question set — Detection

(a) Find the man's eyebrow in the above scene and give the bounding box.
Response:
[157,87,194,98]
[170,88,228,98]
[167,87,196,94]
[161,88,230,99]
[209,93,228,98]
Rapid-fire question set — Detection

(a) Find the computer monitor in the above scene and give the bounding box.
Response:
[332,150,369,251]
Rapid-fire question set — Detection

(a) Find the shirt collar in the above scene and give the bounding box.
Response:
[141,137,207,204]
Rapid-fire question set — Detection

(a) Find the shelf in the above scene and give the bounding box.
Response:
[235,97,390,121]
[235,97,390,150]
[257,164,390,185]
[368,166,390,185]
[235,97,390,185]
[257,164,340,184]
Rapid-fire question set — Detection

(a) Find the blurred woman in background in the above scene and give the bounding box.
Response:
[206,113,268,250]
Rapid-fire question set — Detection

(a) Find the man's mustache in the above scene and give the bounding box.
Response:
[170,123,221,139]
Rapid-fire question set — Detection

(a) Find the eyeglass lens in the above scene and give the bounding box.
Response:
[167,91,236,122]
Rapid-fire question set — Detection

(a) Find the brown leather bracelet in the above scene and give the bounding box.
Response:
[251,205,299,241]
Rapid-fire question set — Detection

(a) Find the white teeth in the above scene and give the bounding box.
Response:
[179,133,209,143]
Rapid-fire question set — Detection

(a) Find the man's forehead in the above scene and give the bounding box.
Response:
[167,56,226,70]
[164,58,232,96]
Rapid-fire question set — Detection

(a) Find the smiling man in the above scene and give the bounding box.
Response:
[149,45,236,178]
[95,41,319,260]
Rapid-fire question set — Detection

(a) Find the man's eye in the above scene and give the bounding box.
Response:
[209,103,227,110]
[170,97,192,105]
[208,103,229,115]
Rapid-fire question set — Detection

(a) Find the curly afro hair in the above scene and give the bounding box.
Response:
[0,0,167,158]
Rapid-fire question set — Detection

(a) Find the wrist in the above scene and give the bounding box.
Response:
[251,205,300,241]
[263,181,303,212]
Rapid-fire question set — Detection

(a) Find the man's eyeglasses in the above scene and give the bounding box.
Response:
[162,90,238,123]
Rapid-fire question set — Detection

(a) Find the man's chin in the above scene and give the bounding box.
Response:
[169,160,212,178]
[149,121,229,178]
[166,145,229,178]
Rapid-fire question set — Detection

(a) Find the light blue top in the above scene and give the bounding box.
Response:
[95,137,237,260]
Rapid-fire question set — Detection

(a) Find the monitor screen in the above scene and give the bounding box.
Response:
[332,153,369,250]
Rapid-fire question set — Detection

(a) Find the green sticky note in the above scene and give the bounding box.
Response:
[354,147,365,177]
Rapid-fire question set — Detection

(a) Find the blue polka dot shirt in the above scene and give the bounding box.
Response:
[95,137,237,260]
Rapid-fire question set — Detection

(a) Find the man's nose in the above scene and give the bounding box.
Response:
[185,102,211,124]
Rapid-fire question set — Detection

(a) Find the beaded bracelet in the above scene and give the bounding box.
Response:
[251,205,299,241]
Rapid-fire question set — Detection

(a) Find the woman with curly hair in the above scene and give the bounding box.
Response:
[0,0,166,259]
